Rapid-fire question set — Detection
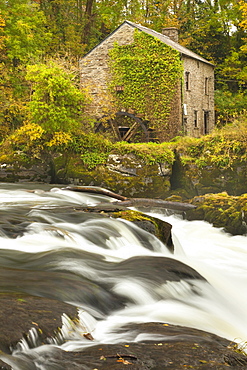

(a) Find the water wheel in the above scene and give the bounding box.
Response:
[95,111,152,143]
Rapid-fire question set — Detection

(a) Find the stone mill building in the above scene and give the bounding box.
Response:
[80,20,215,142]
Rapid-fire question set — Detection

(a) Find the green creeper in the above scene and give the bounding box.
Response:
[109,30,182,138]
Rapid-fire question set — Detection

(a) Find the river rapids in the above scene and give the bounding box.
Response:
[0,183,246,369]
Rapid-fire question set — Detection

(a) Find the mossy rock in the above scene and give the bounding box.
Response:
[171,156,247,198]
[111,209,174,252]
[187,193,247,235]
[80,206,174,252]
[172,127,247,197]
[54,154,171,198]
[0,153,52,183]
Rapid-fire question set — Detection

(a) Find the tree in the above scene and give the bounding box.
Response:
[213,1,247,125]
[0,12,10,138]
[38,0,87,57]
[2,0,52,65]
[25,62,86,134]
[237,0,247,84]
[0,0,53,137]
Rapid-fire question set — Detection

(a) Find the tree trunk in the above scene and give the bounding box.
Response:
[82,0,94,46]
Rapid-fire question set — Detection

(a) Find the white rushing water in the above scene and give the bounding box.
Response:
[146,212,247,343]
[0,184,246,367]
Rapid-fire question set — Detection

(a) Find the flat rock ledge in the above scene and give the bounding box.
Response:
[0,294,247,369]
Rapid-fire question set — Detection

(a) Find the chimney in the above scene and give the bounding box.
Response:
[162,27,179,43]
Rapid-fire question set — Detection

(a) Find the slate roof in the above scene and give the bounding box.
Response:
[82,20,214,66]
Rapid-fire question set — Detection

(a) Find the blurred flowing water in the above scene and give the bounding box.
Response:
[0,183,246,368]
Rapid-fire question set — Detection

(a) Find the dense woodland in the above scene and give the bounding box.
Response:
[0,0,247,147]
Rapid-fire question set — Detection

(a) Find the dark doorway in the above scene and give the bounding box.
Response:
[204,111,209,134]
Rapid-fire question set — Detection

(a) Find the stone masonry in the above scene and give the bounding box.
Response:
[79,21,215,141]
[80,23,135,118]
[182,57,215,136]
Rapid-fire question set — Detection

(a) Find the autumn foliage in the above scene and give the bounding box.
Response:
[0,0,246,141]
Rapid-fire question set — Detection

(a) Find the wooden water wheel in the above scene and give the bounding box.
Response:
[95,111,154,143]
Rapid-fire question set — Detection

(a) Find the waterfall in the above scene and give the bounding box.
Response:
[0,184,246,368]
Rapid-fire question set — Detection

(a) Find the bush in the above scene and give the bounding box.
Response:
[215,89,247,126]
[26,62,86,133]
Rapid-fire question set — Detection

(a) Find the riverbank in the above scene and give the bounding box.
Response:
[0,118,246,198]
[0,118,246,235]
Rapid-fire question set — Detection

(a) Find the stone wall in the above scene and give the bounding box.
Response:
[0,161,51,183]
[162,81,182,141]
[182,57,214,137]
[80,23,135,118]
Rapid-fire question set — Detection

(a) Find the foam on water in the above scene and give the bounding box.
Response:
[0,185,246,366]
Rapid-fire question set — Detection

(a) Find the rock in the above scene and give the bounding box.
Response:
[54,154,172,199]
[110,209,174,252]
[187,192,247,235]
[0,158,51,184]
[50,204,175,252]
[114,255,206,282]
[1,321,247,369]
[0,267,123,316]
[170,142,247,198]
[0,292,78,369]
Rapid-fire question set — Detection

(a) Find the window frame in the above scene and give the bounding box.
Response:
[194,110,198,128]
[185,71,190,91]
[205,77,209,95]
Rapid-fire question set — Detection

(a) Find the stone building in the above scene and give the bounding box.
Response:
[79,20,215,142]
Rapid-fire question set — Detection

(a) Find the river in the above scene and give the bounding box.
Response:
[0,183,246,368]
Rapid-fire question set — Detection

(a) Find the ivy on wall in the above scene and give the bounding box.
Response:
[108,30,183,137]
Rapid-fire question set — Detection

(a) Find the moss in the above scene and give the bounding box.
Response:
[109,30,182,140]
[112,210,151,223]
[114,141,175,166]
[172,129,247,197]
[188,193,247,235]
[174,119,247,171]
[165,195,183,202]
[112,209,173,248]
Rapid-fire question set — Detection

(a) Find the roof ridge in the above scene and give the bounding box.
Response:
[123,20,214,66]
[81,20,214,66]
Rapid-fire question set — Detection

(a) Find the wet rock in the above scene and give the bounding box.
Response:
[187,192,247,235]
[115,256,206,282]
[1,322,247,369]
[54,205,175,252]
[0,293,78,354]
[0,268,123,316]
[110,209,174,252]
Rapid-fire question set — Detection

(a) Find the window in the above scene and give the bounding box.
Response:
[194,110,198,128]
[185,72,190,90]
[204,111,209,134]
[183,117,187,135]
[115,85,124,93]
[205,77,209,95]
